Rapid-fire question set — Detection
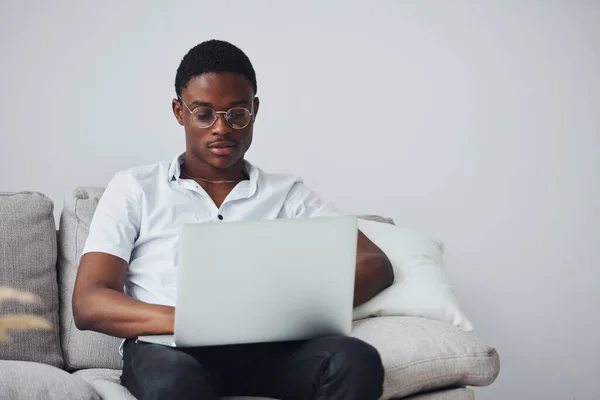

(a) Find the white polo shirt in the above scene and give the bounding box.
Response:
[82,153,340,307]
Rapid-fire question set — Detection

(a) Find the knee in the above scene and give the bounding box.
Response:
[147,351,206,388]
[122,345,216,400]
[330,337,384,375]
[322,337,384,399]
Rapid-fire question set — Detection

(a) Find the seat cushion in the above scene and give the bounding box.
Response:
[71,369,475,400]
[405,388,474,400]
[72,316,498,400]
[74,368,278,400]
[72,369,135,400]
[72,368,475,400]
[0,192,64,368]
[57,188,123,370]
[350,317,499,399]
[0,360,100,400]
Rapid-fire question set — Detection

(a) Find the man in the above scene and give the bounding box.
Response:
[73,40,394,400]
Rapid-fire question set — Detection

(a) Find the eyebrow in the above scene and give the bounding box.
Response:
[190,99,250,108]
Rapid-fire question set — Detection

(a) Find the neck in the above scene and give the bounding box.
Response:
[182,154,247,183]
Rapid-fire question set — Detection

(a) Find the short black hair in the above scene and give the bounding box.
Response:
[175,39,257,97]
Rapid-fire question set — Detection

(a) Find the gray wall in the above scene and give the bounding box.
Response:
[1,1,599,399]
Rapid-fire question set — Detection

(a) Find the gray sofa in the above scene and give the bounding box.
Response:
[0,189,500,399]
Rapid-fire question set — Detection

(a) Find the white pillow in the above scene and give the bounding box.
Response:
[353,219,473,331]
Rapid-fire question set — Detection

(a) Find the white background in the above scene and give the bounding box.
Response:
[1,1,599,399]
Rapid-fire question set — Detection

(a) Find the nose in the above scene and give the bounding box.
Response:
[211,113,231,136]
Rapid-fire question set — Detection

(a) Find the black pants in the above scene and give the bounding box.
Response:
[121,335,384,400]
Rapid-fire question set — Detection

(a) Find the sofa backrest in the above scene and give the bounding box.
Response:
[0,192,64,368]
[57,187,123,371]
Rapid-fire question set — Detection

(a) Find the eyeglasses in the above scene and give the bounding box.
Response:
[179,96,254,129]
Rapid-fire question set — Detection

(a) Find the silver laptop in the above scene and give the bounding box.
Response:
[138,216,357,347]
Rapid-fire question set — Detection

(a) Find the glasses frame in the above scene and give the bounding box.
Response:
[178,96,254,130]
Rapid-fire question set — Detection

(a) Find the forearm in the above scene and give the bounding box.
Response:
[73,286,174,339]
[353,250,394,307]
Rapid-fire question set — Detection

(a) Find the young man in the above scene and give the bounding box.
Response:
[73,40,394,400]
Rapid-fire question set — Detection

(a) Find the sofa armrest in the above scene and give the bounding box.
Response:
[350,317,500,399]
[0,360,100,400]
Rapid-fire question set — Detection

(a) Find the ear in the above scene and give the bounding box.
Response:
[172,98,184,126]
[252,97,260,121]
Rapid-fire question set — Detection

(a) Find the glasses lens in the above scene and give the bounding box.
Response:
[226,108,251,129]
[191,108,216,128]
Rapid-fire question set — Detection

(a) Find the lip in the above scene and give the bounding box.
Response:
[208,141,237,149]
[207,141,237,156]
[209,147,235,156]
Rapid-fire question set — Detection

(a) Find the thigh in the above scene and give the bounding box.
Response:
[229,335,383,400]
[121,340,223,400]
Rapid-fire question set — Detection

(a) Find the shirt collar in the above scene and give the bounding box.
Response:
[168,153,258,199]
[168,153,185,182]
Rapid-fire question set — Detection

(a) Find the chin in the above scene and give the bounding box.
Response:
[208,159,240,169]
[206,154,244,169]
[189,145,247,169]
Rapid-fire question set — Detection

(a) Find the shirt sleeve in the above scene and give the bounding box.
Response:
[285,182,341,218]
[81,171,142,263]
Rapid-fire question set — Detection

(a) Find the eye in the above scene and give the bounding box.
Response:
[193,110,214,121]
[196,114,212,121]
[228,108,249,119]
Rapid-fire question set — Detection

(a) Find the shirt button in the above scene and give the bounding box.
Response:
[218,214,224,220]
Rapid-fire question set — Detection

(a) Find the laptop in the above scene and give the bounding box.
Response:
[138,216,357,347]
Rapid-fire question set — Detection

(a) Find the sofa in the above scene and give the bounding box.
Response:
[0,189,500,399]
